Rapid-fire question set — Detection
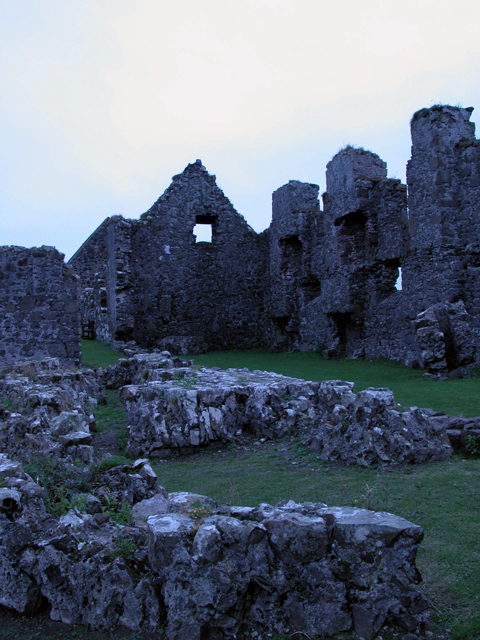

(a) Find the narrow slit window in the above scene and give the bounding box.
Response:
[395,266,402,291]
[193,223,212,243]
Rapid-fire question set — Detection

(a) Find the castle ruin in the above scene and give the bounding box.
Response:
[69,105,480,371]
[1,104,478,639]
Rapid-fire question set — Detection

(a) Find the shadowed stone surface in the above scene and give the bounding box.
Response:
[0,246,81,365]
[0,458,427,640]
[68,104,480,374]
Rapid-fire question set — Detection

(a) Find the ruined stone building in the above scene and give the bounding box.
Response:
[68,105,480,371]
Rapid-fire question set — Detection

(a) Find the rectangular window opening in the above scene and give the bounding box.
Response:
[194,223,212,243]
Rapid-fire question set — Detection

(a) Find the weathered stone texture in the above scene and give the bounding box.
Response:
[404,106,480,316]
[266,180,322,351]
[121,366,321,458]
[0,246,81,365]
[68,217,110,289]
[105,216,135,343]
[71,161,268,353]
[0,481,427,639]
[0,452,427,639]
[0,357,100,464]
[131,160,267,352]
[413,301,478,371]
[305,385,452,466]
[296,148,411,361]
[0,358,432,638]
[407,105,476,251]
[108,353,453,465]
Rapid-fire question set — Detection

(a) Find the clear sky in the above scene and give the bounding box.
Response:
[1,0,479,260]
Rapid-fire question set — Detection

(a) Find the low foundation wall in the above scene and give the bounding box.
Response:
[116,354,453,465]
[0,355,431,638]
[0,454,427,640]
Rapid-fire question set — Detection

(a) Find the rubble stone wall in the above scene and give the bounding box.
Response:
[104,216,135,343]
[130,160,268,352]
[266,180,322,351]
[68,217,110,289]
[404,106,480,318]
[0,469,428,640]
[293,148,411,362]
[0,246,81,365]
[0,356,430,639]
[107,353,453,466]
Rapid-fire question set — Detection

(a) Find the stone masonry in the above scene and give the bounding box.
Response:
[0,246,81,365]
[70,163,267,353]
[68,105,480,372]
[96,352,453,466]
[0,357,430,639]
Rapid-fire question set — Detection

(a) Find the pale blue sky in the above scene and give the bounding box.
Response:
[1,0,479,259]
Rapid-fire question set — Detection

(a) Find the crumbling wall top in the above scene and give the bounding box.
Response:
[326,147,387,188]
[270,180,320,241]
[325,147,388,220]
[272,181,320,216]
[410,105,475,151]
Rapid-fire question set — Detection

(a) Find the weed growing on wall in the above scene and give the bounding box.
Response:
[108,534,137,561]
[24,455,88,517]
[172,370,198,389]
[102,495,132,525]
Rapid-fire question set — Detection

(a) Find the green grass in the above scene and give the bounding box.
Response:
[81,339,123,369]
[94,389,129,454]
[95,389,127,429]
[191,350,480,417]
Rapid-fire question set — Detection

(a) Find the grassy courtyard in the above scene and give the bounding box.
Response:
[79,341,480,639]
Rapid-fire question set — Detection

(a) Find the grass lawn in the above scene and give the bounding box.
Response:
[81,339,123,369]
[78,341,480,639]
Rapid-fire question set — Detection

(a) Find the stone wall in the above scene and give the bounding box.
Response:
[68,104,480,372]
[130,160,268,352]
[266,180,321,350]
[68,217,110,290]
[401,105,480,365]
[403,106,479,315]
[0,458,428,640]
[0,246,80,365]
[104,353,452,465]
[75,161,268,353]
[105,216,135,343]
[296,147,411,361]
